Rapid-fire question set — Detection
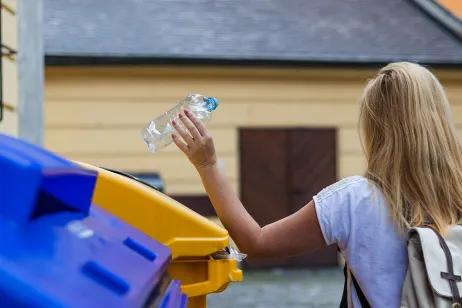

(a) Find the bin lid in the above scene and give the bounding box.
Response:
[0,134,97,224]
[0,206,171,307]
[0,134,172,307]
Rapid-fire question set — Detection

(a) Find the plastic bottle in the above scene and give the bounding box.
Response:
[141,93,219,153]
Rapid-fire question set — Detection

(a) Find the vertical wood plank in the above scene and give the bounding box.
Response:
[289,128,337,212]
[0,109,18,135]
[287,128,338,266]
[240,128,290,267]
[1,5,17,49]
[2,57,18,108]
[240,129,290,227]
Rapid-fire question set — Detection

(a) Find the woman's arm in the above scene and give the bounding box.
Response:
[172,109,326,258]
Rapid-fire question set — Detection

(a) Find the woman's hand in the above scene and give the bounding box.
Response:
[171,109,217,170]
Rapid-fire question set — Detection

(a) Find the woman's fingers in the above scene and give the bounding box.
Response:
[172,118,193,145]
[185,109,207,137]
[173,109,217,169]
[179,111,202,140]
[172,133,188,153]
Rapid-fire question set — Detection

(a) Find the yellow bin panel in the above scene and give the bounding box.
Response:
[168,257,243,307]
[168,258,243,297]
[81,163,228,259]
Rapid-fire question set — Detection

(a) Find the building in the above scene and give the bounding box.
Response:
[43,0,462,266]
[1,0,44,144]
[1,0,18,136]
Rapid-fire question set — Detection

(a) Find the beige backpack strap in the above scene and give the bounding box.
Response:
[425,226,462,305]
[415,226,462,306]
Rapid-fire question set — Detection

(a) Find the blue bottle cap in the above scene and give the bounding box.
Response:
[205,97,219,111]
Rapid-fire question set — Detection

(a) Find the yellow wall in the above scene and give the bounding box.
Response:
[0,0,18,136]
[44,66,462,195]
[438,0,462,18]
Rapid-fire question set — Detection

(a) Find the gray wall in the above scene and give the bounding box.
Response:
[18,0,44,145]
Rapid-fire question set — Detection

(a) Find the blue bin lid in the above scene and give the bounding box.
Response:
[0,134,173,307]
[0,134,97,223]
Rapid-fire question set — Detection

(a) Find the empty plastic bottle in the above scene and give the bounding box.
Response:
[142,93,219,153]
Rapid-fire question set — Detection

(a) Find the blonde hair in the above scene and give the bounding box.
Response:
[359,62,462,233]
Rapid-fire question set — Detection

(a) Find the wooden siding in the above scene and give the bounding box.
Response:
[44,66,462,194]
[0,0,18,136]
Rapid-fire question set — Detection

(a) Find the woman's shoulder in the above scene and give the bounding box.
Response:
[315,176,373,202]
[313,175,392,250]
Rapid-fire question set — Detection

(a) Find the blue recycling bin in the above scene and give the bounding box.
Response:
[0,134,187,307]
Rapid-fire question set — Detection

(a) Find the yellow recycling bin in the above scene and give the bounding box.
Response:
[79,163,243,308]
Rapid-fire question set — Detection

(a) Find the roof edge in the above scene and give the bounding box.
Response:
[45,55,462,68]
[410,0,462,39]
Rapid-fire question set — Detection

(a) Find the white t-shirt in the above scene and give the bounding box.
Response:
[313,176,408,308]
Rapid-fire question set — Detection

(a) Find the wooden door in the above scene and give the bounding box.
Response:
[240,128,338,267]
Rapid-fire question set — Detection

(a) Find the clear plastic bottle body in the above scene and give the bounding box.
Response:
[142,94,218,153]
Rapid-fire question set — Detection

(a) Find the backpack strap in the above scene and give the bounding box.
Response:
[339,265,348,308]
[424,226,462,305]
[340,264,371,308]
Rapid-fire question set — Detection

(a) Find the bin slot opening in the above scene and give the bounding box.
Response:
[81,261,130,295]
[31,190,80,219]
[123,237,157,261]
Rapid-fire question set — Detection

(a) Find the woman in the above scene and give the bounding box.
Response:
[171,62,462,307]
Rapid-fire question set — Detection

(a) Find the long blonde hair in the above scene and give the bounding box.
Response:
[359,62,462,233]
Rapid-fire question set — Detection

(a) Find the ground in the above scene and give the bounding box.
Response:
[208,267,344,308]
